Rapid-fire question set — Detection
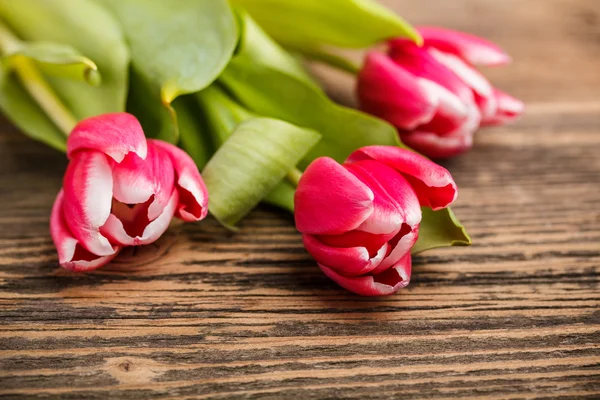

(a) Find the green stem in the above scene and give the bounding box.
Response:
[286,167,302,187]
[298,48,360,74]
[264,181,296,213]
[14,58,77,135]
[196,84,256,147]
[0,21,77,136]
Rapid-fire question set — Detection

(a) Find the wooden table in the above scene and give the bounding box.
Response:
[1,0,599,398]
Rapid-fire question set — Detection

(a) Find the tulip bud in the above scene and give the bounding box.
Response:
[294,146,457,296]
[50,113,208,271]
[357,27,524,159]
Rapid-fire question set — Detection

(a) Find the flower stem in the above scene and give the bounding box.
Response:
[0,21,77,136]
[302,48,360,74]
[286,167,303,187]
[14,58,77,135]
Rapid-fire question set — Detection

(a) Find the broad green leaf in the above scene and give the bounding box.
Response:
[0,0,129,119]
[0,65,66,151]
[100,0,237,143]
[412,208,472,254]
[3,42,100,85]
[202,118,320,228]
[220,13,403,168]
[230,0,420,51]
[100,0,237,103]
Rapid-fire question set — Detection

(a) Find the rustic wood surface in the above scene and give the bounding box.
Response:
[1,0,599,398]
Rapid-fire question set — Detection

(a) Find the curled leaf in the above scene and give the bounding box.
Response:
[194,85,297,214]
[202,118,321,228]
[3,42,100,85]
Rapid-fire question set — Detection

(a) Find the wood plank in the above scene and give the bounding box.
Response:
[0,0,599,398]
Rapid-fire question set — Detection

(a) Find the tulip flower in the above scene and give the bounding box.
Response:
[294,146,457,296]
[50,113,209,271]
[357,27,524,159]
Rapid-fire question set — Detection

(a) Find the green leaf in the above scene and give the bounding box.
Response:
[174,97,213,170]
[195,85,297,215]
[296,47,360,74]
[233,10,314,84]
[220,12,403,168]
[3,42,100,86]
[220,63,404,168]
[202,118,320,228]
[0,0,130,119]
[230,0,420,50]
[128,72,214,167]
[195,84,255,148]
[264,181,296,213]
[100,0,237,143]
[0,65,66,151]
[412,207,472,254]
[126,66,178,143]
[100,0,237,103]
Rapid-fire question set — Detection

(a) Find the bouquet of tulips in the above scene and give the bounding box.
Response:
[0,0,522,296]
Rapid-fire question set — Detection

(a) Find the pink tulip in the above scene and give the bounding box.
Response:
[294,146,457,296]
[357,27,524,159]
[50,113,208,271]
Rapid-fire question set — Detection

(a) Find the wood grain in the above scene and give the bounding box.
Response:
[1,0,599,398]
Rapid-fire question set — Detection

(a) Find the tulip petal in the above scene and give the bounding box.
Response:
[371,224,418,274]
[427,48,496,120]
[320,253,412,296]
[347,146,457,209]
[401,101,480,159]
[482,88,524,126]
[418,26,511,66]
[401,130,472,160]
[67,113,148,162]
[50,190,119,271]
[304,234,388,277]
[295,157,374,235]
[106,197,153,241]
[416,78,470,135]
[62,151,115,256]
[150,140,209,222]
[318,229,397,258]
[388,39,474,104]
[344,160,421,234]
[474,92,498,124]
[101,190,179,246]
[357,52,437,130]
[111,140,175,221]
